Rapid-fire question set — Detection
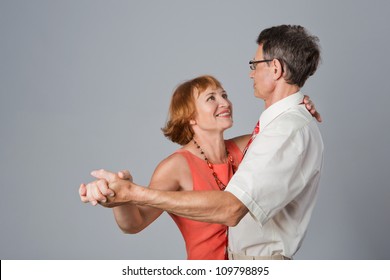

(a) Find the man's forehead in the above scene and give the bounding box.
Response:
[254,44,264,59]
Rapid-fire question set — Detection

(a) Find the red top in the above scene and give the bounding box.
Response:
[169,140,243,260]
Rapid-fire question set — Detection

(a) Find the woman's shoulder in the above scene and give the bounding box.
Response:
[150,150,193,191]
[156,150,189,171]
[227,134,251,153]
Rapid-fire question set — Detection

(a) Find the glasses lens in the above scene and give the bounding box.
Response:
[249,61,255,70]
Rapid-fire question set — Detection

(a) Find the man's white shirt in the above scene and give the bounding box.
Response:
[226,92,324,258]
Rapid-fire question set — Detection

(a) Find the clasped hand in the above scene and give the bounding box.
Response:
[79,169,133,207]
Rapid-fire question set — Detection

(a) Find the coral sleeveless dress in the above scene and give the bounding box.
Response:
[169,140,243,260]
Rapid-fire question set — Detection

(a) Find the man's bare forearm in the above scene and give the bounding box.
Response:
[93,169,247,226]
[134,186,248,226]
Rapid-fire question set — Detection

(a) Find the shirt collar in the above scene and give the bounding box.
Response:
[259,91,304,131]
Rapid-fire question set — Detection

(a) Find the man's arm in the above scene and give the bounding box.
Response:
[79,154,191,233]
[93,169,248,227]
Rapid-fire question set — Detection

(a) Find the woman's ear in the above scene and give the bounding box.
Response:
[189,119,196,125]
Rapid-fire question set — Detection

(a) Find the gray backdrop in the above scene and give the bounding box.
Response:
[1,0,389,260]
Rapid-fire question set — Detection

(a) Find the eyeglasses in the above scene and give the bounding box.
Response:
[249,59,273,70]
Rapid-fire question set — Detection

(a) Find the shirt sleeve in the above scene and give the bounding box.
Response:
[226,116,307,226]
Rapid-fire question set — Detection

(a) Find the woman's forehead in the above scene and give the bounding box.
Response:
[196,86,224,96]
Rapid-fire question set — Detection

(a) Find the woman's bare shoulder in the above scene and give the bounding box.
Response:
[228,134,251,152]
[149,151,192,191]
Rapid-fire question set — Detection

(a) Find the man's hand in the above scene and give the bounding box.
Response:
[303,95,322,122]
[117,170,133,181]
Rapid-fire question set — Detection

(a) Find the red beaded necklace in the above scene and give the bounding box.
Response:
[193,139,236,190]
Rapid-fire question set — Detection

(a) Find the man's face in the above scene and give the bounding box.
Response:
[249,44,274,101]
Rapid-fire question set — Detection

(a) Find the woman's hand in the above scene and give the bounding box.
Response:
[303,95,322,122]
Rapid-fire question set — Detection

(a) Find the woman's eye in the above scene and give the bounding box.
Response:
[207,96,216,101]
[222,94,228,99]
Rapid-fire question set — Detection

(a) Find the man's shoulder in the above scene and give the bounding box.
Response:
[271,105,313,131]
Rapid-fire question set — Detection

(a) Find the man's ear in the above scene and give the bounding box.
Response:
[272,58,284,80]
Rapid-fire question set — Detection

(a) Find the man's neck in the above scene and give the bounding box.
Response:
[264,84,300,109]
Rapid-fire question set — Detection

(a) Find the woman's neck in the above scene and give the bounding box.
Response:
[191,132,227,164]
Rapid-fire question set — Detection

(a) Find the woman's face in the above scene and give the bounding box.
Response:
[192,86,233,133]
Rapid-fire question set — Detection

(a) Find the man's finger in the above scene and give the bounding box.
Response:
[118,170,132,181]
